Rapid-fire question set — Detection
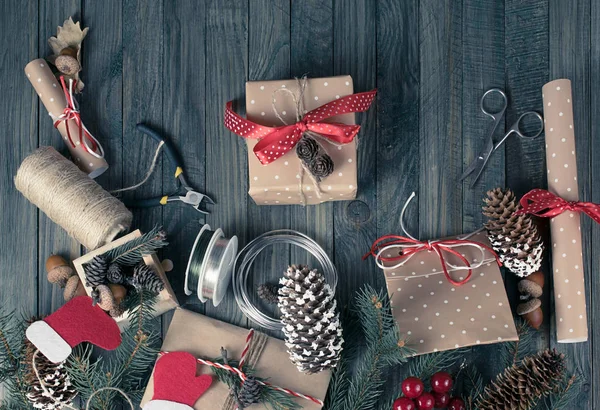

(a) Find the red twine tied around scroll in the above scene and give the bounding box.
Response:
[224,90,376,165]
[160,328,324,406]
[363,235,501,287]
[514,188,600,224]
[53,76,103,158]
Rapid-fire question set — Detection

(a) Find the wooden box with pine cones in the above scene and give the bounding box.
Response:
[72,229,179,331]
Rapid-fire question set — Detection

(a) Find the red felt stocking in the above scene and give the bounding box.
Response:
[26,296,122,363]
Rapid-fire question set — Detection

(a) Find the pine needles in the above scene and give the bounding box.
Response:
[325,286,412,410]
[104,226,168,266]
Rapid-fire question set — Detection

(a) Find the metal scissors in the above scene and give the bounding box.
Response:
[460,88,544,188]
[124,123,215,214]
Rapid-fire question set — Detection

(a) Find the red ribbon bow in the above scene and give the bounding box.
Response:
[53,76,99,155]
[514,188,600,224]
[224,90,377,165]
[364,235,501,287]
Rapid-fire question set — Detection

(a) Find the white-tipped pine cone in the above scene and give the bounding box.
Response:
[278,265,343,374]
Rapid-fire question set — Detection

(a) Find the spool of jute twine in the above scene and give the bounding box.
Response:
[15,147,132,250]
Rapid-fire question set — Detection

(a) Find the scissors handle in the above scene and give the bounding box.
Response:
[480,88,508,121]
[494,111,544,151]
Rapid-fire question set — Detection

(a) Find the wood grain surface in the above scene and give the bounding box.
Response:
[0,0,597,407]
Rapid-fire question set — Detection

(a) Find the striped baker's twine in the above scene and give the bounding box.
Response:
[160,328,324,406]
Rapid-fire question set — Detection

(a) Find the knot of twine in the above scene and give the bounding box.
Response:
[50,76,104,159]
[32,349,134,410]
[161,328,324,410]
[271,76,342,205]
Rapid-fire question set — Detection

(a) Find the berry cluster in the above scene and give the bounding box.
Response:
[393,372,465,410]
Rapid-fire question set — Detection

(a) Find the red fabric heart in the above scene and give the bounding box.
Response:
[152,351,213,406]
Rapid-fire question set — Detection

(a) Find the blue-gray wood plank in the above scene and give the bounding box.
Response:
[0,0,596,407]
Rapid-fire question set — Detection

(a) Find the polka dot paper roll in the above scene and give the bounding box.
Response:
[24,59,108,179]
[244,76,357,205]
[382,231,518,355]
[542,79,588,343]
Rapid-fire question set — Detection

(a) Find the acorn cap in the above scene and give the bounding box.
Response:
[518,278,543,298]
[63,275,86,301]
[109,303,125,318]
[95,284,116,312]
[55,54,80,75]
[517,298,542,315]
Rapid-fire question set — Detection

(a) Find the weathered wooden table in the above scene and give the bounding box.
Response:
[1,0,597,408]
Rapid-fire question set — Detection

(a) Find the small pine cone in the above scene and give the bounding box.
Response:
[278,265,344,374]
[84,256,108,287]
[477,349,565,410]
[296,137,319,163]
[482,188,543,277]
[308,153,334,180]
[132,263,165,295]
[236,376,262,408]
[257,283,279,304]
[24,338,77,409]
[107,263,124,284]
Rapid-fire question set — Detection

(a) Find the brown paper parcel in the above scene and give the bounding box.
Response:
[380,231,518,355]
[72,230,179,331]
[141,308,331,409]
[25,59,108,178]
[542,79,588,343]
[245,76,358,205]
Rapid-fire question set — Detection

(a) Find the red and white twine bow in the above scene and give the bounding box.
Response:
[364,235,501,287]
[224,90,376,165]
[160,329,324,406]
[51,76,104,159]
[514,188,600,224]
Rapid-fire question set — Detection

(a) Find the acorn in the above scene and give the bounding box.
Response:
[108,283,127,305]
[526,270,545,288]
[518,278,543,299]
[55,47,80,75]
[109,303,125,318]
[46,255,74,287]
[94,284,116,312]
[517,298,543,329]
[63,275,86,302]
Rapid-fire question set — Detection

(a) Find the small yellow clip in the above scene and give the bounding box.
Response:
[175,167,183,178]
[160,196,169,205]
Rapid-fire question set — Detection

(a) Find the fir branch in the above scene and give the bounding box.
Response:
[499,319,534,366]
[544,373,584,410]
[463,364,484,410]
[407,348,468,381]
[104,226,168,266]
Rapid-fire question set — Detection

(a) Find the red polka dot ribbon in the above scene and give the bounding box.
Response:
[514,188,600,224]
[364,235,501,287]
[224,90,377,165]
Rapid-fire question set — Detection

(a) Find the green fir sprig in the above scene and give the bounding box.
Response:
[325,286,412,410]
[543,372,585,410]
[407,347,468,381]
[104,226,168,266]
[499,319,534,366]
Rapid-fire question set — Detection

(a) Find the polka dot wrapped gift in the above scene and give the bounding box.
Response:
[225,76,375,205]
[366,230,518,355]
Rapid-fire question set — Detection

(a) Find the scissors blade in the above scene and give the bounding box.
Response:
[460,137,493,181]
[468,138,495,188]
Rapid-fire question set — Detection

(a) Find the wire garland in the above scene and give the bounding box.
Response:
[232,230,337,331]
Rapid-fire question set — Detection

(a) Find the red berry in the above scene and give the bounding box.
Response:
[401,377,424,399]
[415,392,435,410]
[393,397,416,410]
[448,397,466,410]
[433,392,450,408]
[430,371,453,393]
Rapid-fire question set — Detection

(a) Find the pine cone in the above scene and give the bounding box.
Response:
[132,263,165,294]
[24,338,77,409]
[257,283,279,304]
[236,376,262,408]
[278,265,344,374]
[84,256,108,287]
[107,263,125,284]
[483,188,544,277]
[477,349,565,410]
[296,137,319,163]
[308,153,334,180]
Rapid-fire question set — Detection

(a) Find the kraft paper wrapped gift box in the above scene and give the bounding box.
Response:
[141,308,331,409]
[376,230,518,355]
[243,76,360,205]
[72,230,179,331]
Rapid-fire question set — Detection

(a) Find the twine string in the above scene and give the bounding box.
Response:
[111,141,165,194]
[32,350,134,410]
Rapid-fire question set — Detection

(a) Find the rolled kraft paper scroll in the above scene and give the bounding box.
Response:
[542,79,588,343]
[15,147,132,250]
[24,59,108,178]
